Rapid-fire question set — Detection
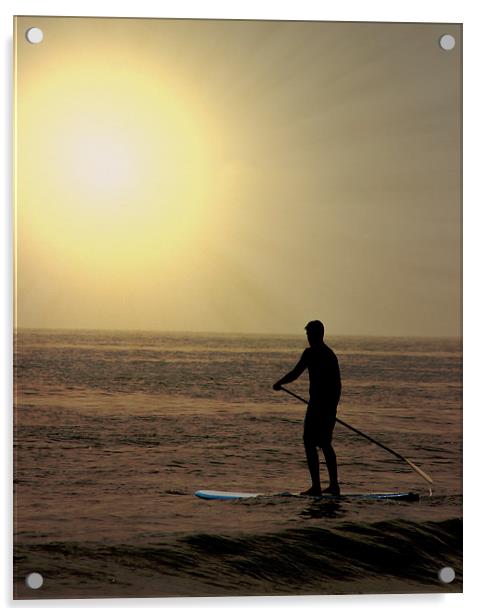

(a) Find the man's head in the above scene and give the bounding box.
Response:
[305,320,324,346]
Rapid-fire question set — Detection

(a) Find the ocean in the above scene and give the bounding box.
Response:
[13,330,462,598]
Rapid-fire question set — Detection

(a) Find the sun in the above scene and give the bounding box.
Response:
[67,127,138,198]
[19,48,219,272]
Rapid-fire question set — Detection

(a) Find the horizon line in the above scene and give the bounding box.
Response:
[13,325,463,341]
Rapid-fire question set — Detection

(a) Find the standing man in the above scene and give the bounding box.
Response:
[273,320,341,496]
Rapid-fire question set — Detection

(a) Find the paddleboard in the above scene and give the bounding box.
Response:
[195,490,419,501]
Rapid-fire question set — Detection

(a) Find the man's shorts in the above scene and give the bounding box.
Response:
[303,403,337,448]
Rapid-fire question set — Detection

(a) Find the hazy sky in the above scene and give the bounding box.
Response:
[15,17,461,336]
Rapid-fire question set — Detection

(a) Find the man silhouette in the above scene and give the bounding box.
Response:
[273,320,341,496]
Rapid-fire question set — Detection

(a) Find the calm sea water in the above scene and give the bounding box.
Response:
[13,330,462,598]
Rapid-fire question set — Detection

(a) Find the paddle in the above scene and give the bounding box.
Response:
[279,386,434,488]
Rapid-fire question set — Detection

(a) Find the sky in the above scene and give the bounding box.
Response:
[14,17,461,337]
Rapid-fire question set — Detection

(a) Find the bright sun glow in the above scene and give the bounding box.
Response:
[18,42,220,275]
[68,128,138,196]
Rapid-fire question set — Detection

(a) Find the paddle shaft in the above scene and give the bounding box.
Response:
[280,386,417,464]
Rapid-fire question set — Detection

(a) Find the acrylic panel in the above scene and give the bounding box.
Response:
[13,16,462,599]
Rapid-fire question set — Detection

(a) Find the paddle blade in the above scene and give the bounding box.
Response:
[404,457,433,485]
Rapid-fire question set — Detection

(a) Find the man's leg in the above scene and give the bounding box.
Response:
[302,438,321,495]
[302,408,322,495]
[318,411,340,494]
[320,441,339,494]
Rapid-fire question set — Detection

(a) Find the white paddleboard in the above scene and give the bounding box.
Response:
[196,490,262,500]
[195,490,419,501]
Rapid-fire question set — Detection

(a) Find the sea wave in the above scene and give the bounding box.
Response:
[14,517,462,598]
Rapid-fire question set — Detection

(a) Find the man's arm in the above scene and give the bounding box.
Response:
[273,351,308,390]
